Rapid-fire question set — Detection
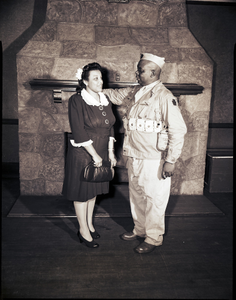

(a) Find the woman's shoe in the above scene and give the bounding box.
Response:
[90,230,100,239]
[77,232,99,248]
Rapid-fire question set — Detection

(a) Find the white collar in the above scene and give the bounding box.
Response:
[140,80,161,92]
[81,89,109,106]
[135,80,161,102]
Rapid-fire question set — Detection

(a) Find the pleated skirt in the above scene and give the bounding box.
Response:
[62,135,110,202]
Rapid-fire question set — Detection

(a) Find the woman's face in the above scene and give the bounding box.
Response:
[84,70,103,94]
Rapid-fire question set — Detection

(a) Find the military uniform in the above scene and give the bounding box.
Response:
[105,79,187,246]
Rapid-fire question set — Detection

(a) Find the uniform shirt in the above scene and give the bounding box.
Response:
[104,81,187,163]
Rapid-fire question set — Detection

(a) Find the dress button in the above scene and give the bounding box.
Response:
[99,105,103,110]
[105,119,109,124]
[102,111,106,116]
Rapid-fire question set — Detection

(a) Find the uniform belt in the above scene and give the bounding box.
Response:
[126,118,163,133]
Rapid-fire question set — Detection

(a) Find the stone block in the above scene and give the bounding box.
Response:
[170,158,186,195]
[160,63,178,83]
[118,1,158,27]
[58,23,94,42]
[81,0,118,25]
[18,107,41,133]
[20,179,45,196]
[34,134,45,153]
[179,48,212,65]
[61,41,97,59]
[19,152,43,169]
[179,106,192,130]
[53,100,69,114]
[20,180,31,195]
[19,167,39,181]
[191,111,209,132]
[19,133,44,154]
[32,179,46,195]
[168,0,185,2]
[97,45,141,62]
[179,178,204,195]
[181,132,200,161]
[141,46,179,63]
[45,181,63,195]
[178,63,213,88]
[62,91,75,102]
[19,152,43,180]
[17,41,62,58]
[95,26,134,46]
[46,0,82,22]
[41,134,65,157]
[18,87,34,107]
[181,88,211,115]
[17,56,55,84]
[169,28,201,48]
[38,111,63,133]
[52,58,90,80]
[19,133,35,152]
[26,90,57,114]
[130,28,168,44]
[39,157,65,181]
[158,2,187,27]
[52,114,71,132]
[184,155,206,181]
[101,61,137,82]
[199,132,208,156]
[31,22,57,42]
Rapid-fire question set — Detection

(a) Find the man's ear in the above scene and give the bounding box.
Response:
[150,70,155,78]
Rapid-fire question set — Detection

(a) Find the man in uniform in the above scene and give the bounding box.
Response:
[105,53,187,254]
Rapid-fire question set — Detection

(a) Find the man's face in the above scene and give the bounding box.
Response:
[136,60,159,86]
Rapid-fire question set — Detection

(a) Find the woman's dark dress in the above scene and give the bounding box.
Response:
[62,92,116,202]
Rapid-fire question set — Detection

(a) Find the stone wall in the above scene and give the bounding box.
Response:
[17,0,213,196]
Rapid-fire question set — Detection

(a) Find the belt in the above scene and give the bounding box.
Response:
[126,118,163,133]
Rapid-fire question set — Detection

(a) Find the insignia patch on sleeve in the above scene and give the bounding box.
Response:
[172,99,177,106]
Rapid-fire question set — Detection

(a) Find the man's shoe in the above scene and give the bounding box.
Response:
[134,242,157,254]
[120,232,141,241]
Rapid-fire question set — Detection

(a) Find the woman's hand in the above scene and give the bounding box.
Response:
[108,149,117,168]
[92,154,103,168]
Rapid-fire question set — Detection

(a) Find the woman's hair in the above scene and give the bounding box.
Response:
[77,62,103,91]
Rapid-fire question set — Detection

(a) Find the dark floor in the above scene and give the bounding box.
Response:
[1,170,233,299]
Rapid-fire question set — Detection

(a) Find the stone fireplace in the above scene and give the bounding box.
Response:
[17,0,213,196]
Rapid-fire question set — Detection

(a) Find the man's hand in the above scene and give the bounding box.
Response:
[162,162,175,179]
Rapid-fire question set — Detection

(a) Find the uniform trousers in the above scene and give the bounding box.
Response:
[127,157,171,246]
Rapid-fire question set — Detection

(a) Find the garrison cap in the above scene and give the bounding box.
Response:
[140,53,165,69]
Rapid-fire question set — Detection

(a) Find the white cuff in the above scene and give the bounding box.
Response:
[109,136,116,142]
[70,139,93,147]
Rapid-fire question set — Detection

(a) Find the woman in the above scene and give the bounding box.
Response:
[62,63,117,248]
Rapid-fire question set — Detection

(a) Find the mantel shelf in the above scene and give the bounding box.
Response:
[29,79,204,96]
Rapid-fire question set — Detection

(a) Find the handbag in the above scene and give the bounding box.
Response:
[83,160,114,182]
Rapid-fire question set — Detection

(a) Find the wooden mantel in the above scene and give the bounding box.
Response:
[29,79,204,98]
